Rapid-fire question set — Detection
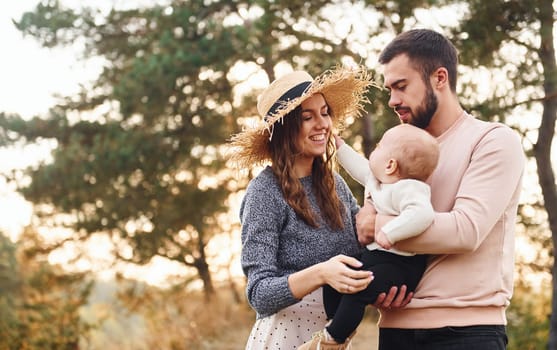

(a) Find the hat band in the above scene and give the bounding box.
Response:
[265,81,312,120]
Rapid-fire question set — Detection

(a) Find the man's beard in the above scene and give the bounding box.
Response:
[410,85,438,129]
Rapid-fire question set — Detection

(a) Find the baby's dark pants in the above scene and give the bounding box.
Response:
[323,250,427,343]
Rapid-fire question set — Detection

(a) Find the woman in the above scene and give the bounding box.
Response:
[228,66,375,349]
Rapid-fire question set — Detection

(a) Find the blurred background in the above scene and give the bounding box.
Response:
[0,0,555,349]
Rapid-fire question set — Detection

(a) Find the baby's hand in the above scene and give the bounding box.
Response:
[375,230,393,250]
[333,134,345,149]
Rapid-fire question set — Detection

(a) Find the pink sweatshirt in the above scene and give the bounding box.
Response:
[377,112,525,329]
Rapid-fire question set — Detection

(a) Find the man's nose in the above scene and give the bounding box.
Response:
[388,92,401,108]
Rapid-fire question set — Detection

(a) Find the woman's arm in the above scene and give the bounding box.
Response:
[288,255,373,299]
[241,174,373,316]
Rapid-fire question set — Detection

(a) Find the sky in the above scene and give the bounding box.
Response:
[0,1,155,237]
[0,1,99,118]
[0,1,84,238]
[0,1,209,286]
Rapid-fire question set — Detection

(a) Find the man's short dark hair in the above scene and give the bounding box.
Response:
[379,29,459,92]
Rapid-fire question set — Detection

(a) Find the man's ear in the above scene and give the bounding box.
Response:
[385,158,398,175]
[432,67,449,89]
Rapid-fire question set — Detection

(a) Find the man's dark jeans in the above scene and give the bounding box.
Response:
[379,325,507,350]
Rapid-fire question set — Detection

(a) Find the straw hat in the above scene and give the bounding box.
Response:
[228,65,374,168]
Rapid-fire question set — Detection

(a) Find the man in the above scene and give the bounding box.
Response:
[356,29,525,349]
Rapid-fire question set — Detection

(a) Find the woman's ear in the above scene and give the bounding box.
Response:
[385,158,398,175]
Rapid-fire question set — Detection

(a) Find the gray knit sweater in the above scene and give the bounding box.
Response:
[240,166,363,318]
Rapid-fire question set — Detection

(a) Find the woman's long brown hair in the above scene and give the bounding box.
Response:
[268,105,345,230]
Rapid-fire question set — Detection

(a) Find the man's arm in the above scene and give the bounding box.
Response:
[387,126,524,254]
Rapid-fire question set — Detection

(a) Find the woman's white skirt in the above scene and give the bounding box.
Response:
[245,288,327,349]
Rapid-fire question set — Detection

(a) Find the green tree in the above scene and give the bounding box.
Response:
[0,232,20,347]
[0,229,93,349]
[0,0,378,300]
[507,264,551,350]
[1,0,554,345]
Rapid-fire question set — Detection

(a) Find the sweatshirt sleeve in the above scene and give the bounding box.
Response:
[336,143,371,187]
[393,125,525,254]
[240,178,298,316]
[380,180,434,244]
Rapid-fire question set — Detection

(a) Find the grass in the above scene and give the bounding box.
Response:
[83,275,551,349]
[81,279,380,349]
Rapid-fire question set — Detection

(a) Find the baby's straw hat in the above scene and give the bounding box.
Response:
[228,65,374,168]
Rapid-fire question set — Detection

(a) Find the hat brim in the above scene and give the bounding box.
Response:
[228,65,376,169]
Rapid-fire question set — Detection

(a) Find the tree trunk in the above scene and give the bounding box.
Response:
[195,258,215,301]
[537,2,557,348]
[360,112,375,156]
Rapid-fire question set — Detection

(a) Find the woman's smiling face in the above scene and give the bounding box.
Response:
[293,93,332,174]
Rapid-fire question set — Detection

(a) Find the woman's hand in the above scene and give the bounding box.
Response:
[321,255,373,294]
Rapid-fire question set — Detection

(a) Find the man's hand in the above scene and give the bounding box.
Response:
[373,285,413,309]
[356,200,377,246]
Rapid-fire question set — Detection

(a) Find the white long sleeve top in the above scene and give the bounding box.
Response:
[337,143,434,256]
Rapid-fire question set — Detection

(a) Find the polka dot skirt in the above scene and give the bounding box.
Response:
[245,288,327,350]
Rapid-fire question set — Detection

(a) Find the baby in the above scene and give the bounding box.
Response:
[299,123,440,350]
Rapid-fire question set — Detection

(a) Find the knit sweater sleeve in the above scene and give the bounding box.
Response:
[239,173,296,316]
[335,172,360,225]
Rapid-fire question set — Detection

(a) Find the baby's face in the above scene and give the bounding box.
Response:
[368,133,394,182]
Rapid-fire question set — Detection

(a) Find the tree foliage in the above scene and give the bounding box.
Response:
[0,230,93,349]
[507,281,551,350]
[2,0,390,299]
[0,0,555,346]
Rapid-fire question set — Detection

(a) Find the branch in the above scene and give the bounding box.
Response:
[507,35,538,53]
[503,91,557,110]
